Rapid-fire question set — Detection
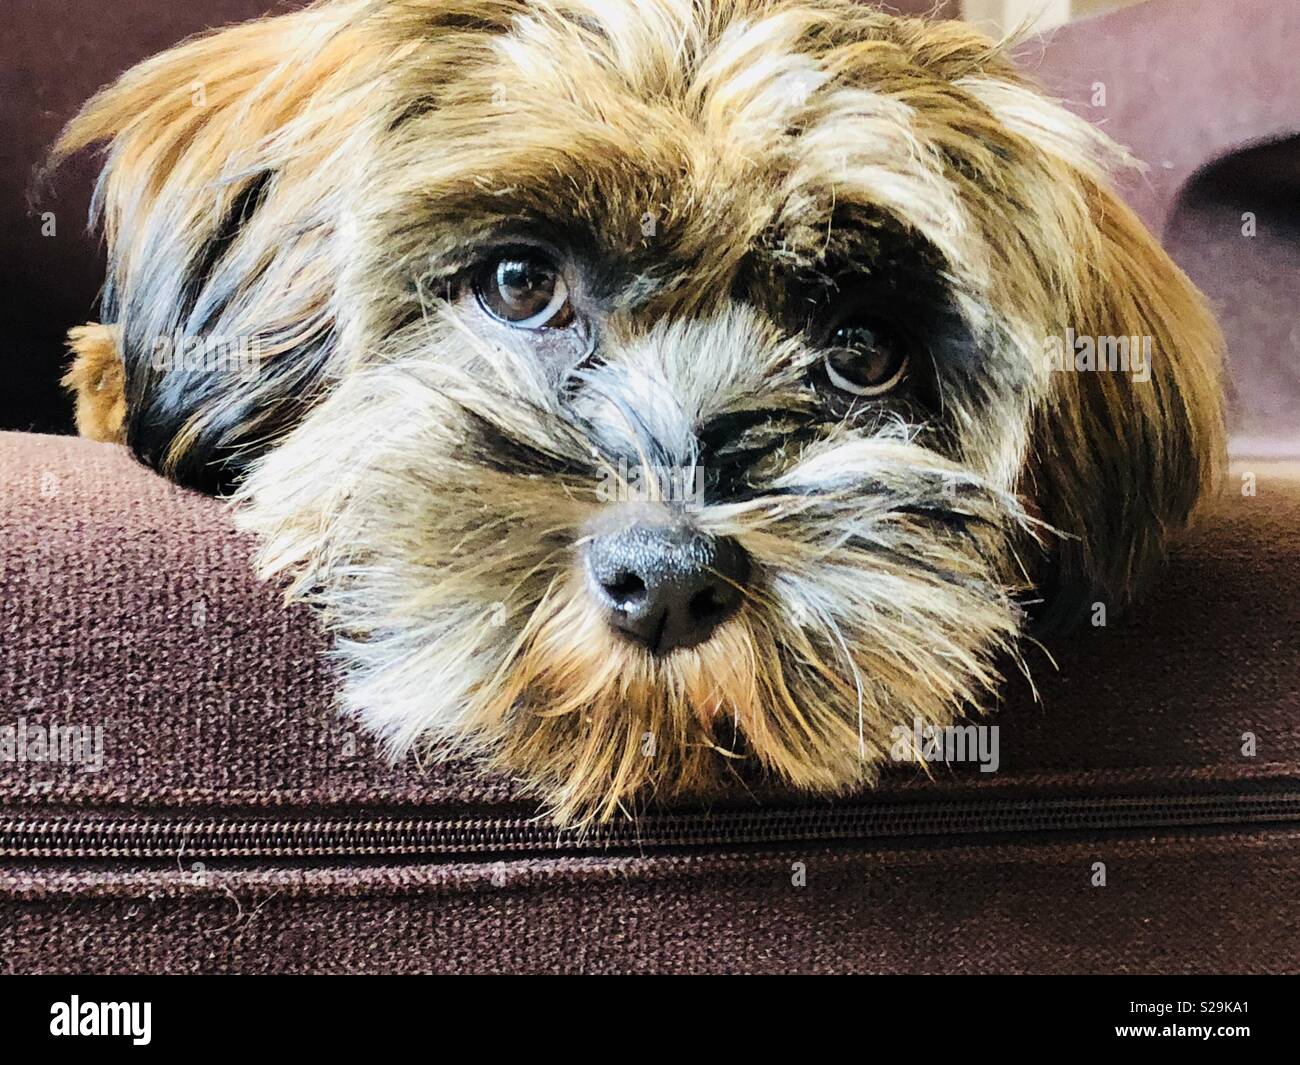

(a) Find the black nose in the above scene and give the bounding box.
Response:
[585,521,749,654]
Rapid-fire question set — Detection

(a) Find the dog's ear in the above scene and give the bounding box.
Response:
[1030,186,1225,628]
[938,60,1226,629]
[965,83,1228,629]
[51,4,374,491]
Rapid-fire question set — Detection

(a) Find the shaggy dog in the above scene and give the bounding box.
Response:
[57,0,1224,823]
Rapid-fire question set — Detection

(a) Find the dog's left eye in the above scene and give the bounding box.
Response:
[474,254,574,329]
[821,319,908,397]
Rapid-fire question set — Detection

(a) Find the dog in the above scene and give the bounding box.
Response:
[56,0,1225,824]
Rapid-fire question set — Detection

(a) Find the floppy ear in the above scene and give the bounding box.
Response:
[52,3,379,492]
[945,68,1227,630]
[1026,168,1227,629]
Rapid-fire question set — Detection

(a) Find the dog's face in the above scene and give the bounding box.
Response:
[61,0,1224,822]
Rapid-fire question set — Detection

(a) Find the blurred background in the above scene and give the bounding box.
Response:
[3,0,1296,454]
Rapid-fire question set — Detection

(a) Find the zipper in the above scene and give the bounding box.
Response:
[5,791,1300,859]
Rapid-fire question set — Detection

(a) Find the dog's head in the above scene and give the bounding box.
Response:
[59,0,1224,822]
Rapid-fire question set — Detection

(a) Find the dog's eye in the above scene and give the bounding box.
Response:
[474,254,573,328]
[821,320,908,397]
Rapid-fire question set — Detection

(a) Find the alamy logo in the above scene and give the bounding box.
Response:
[150,330,262,378]
[596,458,705,509]
[0,716,103,772]
[889,716,1000,773]
[49,996,151,1045]
[1043,327,1152,383]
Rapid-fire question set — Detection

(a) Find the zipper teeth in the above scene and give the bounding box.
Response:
[5,793,1300,858]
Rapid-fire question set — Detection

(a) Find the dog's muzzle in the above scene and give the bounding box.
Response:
[584,509,749,654]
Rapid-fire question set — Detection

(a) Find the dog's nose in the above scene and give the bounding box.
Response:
[585,522,748,654]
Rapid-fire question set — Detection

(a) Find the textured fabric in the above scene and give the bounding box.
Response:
[5,831,1300,974]
[2,431,1299,973]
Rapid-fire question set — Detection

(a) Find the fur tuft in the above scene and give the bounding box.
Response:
[63,324,126,443]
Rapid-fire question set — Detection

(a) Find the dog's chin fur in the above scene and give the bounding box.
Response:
[57,0,1225,824]
[239,305,1032,823]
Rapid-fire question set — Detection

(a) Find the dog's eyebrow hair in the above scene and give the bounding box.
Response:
[742,207,960,313]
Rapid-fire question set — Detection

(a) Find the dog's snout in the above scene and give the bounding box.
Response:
[585,522,748,654]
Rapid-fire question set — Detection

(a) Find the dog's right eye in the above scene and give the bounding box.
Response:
[818,318,909,398]
[474,254,574,329]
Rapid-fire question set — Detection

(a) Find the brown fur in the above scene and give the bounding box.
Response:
[64,324,126,443]
[56,0,1225,824]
